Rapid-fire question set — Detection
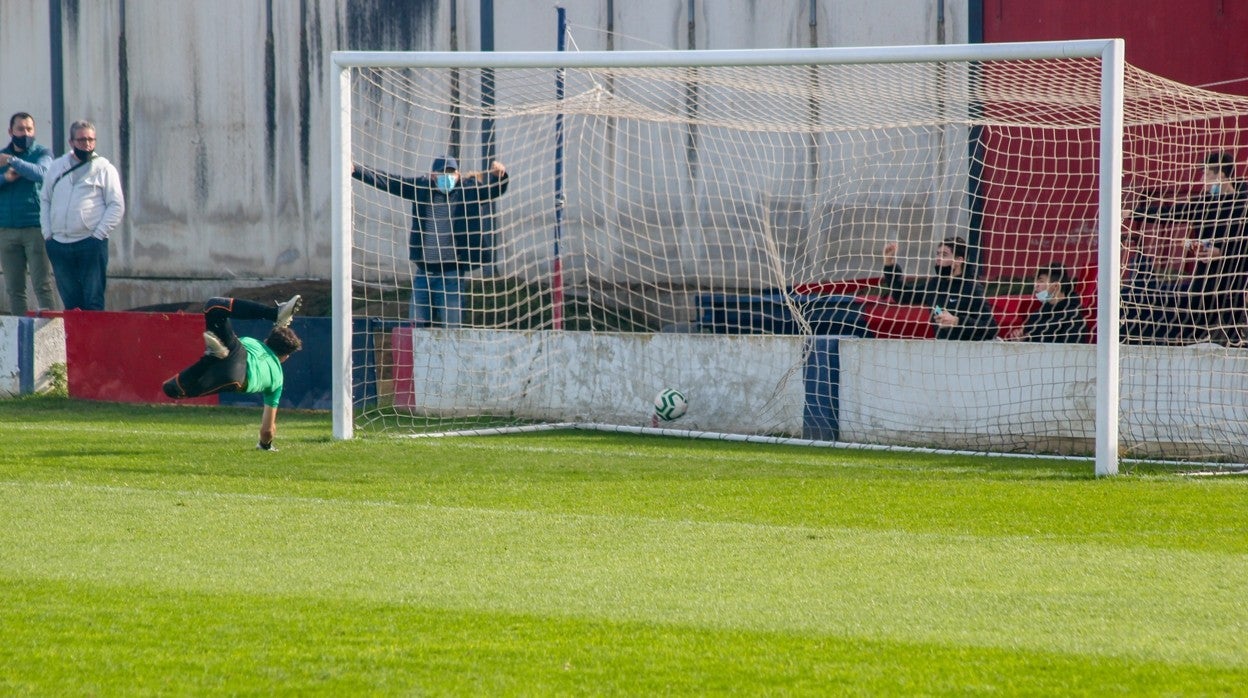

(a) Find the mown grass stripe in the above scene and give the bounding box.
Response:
[4,577,1246,696]
[4,480,1246,668]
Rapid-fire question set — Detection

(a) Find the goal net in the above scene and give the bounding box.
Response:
[331,41,1248,473]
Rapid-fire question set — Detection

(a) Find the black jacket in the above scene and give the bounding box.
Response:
[353,165,510,270]
[882,264,999,340]
[1133,188,1248,293]
[1134,189,1246,252]
[1021,296,1088,343]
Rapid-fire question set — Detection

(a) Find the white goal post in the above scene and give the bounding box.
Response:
[329,39,1248,475]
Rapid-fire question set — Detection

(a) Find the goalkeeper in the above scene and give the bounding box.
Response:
[161,295,303,450]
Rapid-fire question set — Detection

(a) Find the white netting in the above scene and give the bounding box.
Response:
[342,50,1248,465]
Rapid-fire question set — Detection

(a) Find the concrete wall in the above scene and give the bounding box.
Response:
[397,328,809,432]
[838,339,1099,452]
[0,0,968,313]
[391,331,1248,461]
[838,340,1248,461]
[0,316,65,396]
[0,4,54,138]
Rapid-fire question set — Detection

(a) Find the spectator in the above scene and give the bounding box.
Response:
[40,120,125,311]
[353,155,510,327]
[881,235,999,340]
[0,112,56,314]
[1119,231,1189,344]
[1133,151,1247,345]
[1003,262,1089,343]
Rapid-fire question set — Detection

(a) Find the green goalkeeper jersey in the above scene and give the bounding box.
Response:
[239,337,284,408]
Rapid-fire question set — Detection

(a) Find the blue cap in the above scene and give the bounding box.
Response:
[431,155,458,172]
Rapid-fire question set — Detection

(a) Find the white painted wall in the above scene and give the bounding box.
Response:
[0,317,65,396]
[30,317,66,394]
[5,314,1243,462]
[838,340,1248,461]
[394,332,1248,462]
[402,328,808,433]
[0,317,23,396]
[838,339,1099,451]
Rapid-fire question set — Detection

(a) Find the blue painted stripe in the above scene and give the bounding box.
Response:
[802,336,841,442]
[18,317,34,394]
[217,317,377,410]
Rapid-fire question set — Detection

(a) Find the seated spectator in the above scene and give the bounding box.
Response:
[1120,233,1192,344]
[1003,262,1089,343]
[880,236,998,340]
[1131,151,1247,345]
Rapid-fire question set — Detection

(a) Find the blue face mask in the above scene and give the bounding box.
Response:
[1035,289,1053,303]
[435,173,457,195]
[1209,183,1222,196]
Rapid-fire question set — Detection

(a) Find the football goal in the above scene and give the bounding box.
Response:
[330,40,1248,475]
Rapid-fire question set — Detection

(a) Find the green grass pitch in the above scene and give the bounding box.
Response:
[3,397,1247,695]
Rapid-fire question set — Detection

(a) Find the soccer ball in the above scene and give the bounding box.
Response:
[653,388,688,421]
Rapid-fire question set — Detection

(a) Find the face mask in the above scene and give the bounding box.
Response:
[1035,289,1053,303]
[72,147,94,162]
[10,135,31,151]
[435,173,457,195]
[933,264,954,277]
[1209,183,1222,196]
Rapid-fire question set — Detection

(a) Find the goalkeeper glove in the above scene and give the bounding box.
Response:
[257,441,277,452]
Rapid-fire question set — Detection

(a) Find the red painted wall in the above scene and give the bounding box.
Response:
[974,1,1248,279]
[63,311,218,405]
[982,0,1248,97]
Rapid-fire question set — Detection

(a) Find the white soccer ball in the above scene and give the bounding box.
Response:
[653,388,688,421]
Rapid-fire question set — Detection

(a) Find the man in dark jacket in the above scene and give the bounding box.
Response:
[1132,151,1247,345]
[880,235,998,340]
[1004,262,1089,343]
[353,155,510,327]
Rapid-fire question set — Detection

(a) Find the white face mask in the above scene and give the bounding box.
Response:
[1035,289,1053,303]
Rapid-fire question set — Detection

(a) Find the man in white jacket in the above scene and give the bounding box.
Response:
[40,120,125,310]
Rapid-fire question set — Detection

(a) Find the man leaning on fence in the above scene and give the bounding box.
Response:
[352,155,510,327]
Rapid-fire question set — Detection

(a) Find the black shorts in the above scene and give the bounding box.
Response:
[162,297,274,399]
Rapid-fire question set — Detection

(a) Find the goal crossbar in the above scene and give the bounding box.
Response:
[330,40,1117,70]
